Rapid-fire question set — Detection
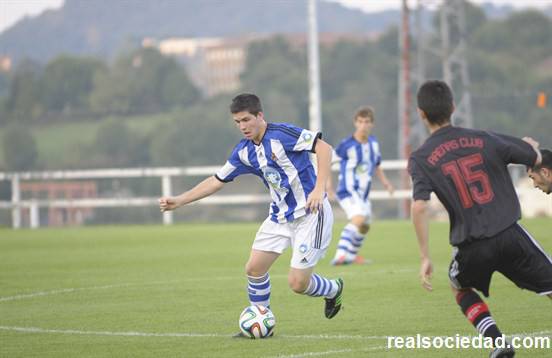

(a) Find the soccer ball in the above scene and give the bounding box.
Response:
[238,305,276,339]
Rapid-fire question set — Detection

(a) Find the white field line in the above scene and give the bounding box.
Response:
[0,325,549,341]
[0,283,135,302]
[266,345,388,358]
[0,268,416,303]
[0,326,225,338]
[0,326,386,340]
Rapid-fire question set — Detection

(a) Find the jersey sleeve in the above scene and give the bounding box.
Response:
[331,149,341,164]
[373,139,382,166]
[490,132,537,167]
[335,141,348,160]
[214,145,255,183]
[278,123,321,153]
[408,157,433,201]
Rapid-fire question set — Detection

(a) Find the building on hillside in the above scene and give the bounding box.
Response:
[143,33,375,98]
[143,36,253,97]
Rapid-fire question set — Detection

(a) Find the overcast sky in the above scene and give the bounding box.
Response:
[1,0,551,34]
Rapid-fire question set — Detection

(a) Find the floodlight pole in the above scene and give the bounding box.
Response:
[307,0,322,133]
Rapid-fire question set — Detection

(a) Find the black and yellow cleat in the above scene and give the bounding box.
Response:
[324,278,344,319]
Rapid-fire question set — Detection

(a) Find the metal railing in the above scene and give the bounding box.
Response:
[0,161,410,229]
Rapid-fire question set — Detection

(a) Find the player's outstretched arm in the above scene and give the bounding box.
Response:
[306,139,333,213]
[522,136,542,167]
[325,170,336,201]
[375,166,394,195]
[159,176,225,212]
[411,199,433,292]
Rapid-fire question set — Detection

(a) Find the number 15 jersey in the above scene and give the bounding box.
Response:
[408,125,537,246]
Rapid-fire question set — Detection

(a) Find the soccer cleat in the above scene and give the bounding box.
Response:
[352,255,372,265]
[324,278,344,319]
[489,345,515,358]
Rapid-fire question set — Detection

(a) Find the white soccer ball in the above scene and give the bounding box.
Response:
[238,305,276,339]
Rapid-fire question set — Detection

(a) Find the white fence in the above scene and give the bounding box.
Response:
[0,161,546,229]
[0,161,410,229]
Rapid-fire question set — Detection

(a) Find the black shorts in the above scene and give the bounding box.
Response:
[448,223,552,297]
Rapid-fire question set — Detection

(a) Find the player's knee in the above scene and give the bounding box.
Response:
[351,216,364,227]
[452,287,472,303]
[288,275,309,294]
[359,224,370,234]
[245,262,265,277]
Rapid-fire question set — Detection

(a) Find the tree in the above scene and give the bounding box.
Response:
[40,55,105,114]
[89,47,200,115]
[2,125,38,170]
[473,10,552,61]
[88,119,150,167]
[240,36,309,127]
[3,60,43,124]
[149,101,239,167]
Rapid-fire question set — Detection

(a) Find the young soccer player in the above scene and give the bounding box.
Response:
[409,80,552,358]
[329,106,394,265]
[159,94,344,336]
[528,149,552,195]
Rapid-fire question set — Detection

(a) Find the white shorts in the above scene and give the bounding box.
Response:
[252,198,333,269]
[338,195,372,224]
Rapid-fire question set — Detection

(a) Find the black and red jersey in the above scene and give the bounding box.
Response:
[408,125,537,246]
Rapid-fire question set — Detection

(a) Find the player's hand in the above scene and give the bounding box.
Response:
[326,188,337,201]
[419,258,433,292]
[385,182,394,195]
[522,136,539,150]
[306,187,325,214]
[158,197,179,212]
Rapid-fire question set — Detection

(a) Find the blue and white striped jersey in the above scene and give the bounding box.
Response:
[215,123,321,223]
[335,135,381,201]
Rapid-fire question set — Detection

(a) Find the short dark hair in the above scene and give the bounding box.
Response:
[534,149,552,170]
[354,106,375,122]
[230,93,262,115]
[417,80,454,125]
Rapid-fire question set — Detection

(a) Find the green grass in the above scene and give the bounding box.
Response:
[0,113,174,169]
[1,219,551,357]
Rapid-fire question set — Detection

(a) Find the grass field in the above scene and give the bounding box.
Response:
[1,219,551,357]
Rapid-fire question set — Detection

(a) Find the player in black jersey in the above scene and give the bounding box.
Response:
[409,80,552,358]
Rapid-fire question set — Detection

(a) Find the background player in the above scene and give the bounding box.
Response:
[409,80,552,358]
[528,149,552,194]
[329,106,394,265]
[159,94,344,336]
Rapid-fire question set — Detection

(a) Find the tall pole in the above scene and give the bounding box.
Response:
[398,0,412,219]
[440,0,473,128]
[307,0,322,132]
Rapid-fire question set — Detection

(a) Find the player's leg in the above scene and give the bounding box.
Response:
[350,215,371,264]
[246,217,291,308]
[290,199,344,318]
[331,197,370,265]
[449,244,506,348]
[497,223,552,301]
[451,285,505,344]
[288,265,343,319]
[245,249,280,308]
